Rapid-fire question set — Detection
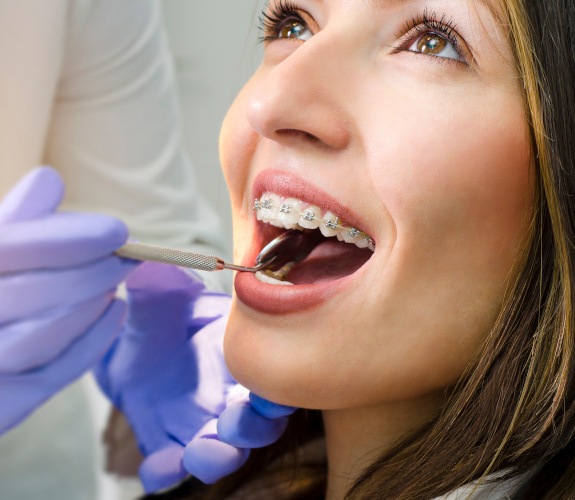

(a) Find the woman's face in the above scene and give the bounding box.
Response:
[220,0,532,409]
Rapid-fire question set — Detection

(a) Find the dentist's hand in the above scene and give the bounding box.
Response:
[95,262,296,492]
[0,167,135,434]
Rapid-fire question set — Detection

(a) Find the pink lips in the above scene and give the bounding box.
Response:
[234,169,374,315]
[234,272,351,314]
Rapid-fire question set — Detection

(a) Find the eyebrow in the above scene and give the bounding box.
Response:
[367,0,502,21]
[367,0,499,17]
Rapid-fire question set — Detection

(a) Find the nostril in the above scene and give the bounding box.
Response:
[276,129,320,143]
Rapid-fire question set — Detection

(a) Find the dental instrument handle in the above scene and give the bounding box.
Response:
[115,241,269,273]
[116,242,222,271]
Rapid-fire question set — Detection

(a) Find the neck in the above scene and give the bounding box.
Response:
[322,394,443,500]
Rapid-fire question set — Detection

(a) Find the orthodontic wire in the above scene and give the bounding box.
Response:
[253,197,376,248]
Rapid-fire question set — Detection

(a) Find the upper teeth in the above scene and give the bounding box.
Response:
[254,193,375,251]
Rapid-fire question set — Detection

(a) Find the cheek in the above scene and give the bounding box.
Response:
[365,82,533,279]
[356,87,533,389]
[220,81,262,262]
[219,84,258,211]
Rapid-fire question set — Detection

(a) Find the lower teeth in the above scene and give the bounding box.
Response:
[255,270,294,286]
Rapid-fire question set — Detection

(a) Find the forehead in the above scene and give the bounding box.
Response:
[366,0,497,9]
[352,0,505,21]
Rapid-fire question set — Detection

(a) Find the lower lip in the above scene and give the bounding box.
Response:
[234,271,353,314]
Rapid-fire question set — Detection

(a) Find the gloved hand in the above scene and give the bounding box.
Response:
[0,167,135,434]
[95,262,296,492]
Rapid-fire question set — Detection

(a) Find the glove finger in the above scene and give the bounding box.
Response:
[217,400,289,449]
[91,336,118,400]
[0,256,136,324]
[249,392,298,418]
[183,419,251,484]
[188,292,231,331]
[0,299,126,434]
[139,445,187,493]
[190,316,236,413]
[125,262,204,342]
[0,167,63,224]
[0,212,129,273]
[38,299,126,391]
[0,294,114,374]
[157,395,214,445]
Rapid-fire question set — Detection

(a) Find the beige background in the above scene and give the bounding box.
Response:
[162,0,267,255]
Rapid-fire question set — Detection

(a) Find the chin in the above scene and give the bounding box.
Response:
[223,301,384,410]
[223,303,322,408]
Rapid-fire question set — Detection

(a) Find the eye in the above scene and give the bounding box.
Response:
[395,10,470,66]
[276,20,312,41]
[259,1,314,44]
[409,32,460,60]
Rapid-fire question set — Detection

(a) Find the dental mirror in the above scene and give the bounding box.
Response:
[115,229,322,273]
[252,228,324,271]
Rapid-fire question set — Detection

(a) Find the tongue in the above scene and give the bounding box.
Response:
[286,239,372,285]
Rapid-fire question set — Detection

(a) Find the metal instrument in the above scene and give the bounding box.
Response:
[115,229,322,273]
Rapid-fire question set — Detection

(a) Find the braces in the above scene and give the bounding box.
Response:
[253,198,375,247]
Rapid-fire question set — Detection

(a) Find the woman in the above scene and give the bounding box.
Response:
[154,0,575,498]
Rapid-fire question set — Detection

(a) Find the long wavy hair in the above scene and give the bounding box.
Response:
[146,1,575,498]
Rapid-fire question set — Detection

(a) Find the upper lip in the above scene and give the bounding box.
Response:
[252,169,376,241]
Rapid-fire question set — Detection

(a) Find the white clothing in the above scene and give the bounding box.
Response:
[0,1,228,498]
[437,469,534,499]
[439,481,519,499]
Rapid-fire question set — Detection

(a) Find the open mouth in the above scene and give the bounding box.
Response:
[252,192,375,286]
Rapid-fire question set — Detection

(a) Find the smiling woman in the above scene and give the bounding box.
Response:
[149,0,575,499]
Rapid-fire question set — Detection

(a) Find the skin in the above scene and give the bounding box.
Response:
[220,0,532,497]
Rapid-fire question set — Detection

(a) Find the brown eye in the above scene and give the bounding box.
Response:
[409,32,460,60]
[417,34,447,54]
[278,20,312,41]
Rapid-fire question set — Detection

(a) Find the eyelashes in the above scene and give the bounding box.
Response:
[258,2,470,65]
[258,0,307,43]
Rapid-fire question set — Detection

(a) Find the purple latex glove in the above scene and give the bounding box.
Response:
[95,262,296,492]
[0,167,135,434]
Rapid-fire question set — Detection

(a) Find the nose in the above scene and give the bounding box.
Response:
[246,34,352,151]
